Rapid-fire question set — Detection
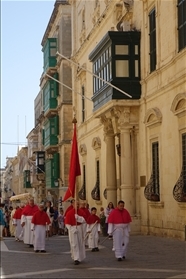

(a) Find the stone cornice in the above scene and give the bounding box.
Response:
[72,0,116,60]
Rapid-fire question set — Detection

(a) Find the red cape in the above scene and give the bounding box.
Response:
[13,207,23,219]
[65,208,86,226]
[22,204,39,216]
[87,214,100,225]
[79,207,91,222]
[31,210,51,225]
[64,205,73,217]
[108,208,132,224]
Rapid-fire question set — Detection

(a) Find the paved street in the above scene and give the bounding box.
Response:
[1,234,186,278]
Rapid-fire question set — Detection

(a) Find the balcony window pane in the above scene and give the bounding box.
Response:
[135,60,139,77]
[115,60,129,77]
[135,45,138,55]
[109,61,112,79]
[115,45,128,55]
[50,48,56,56]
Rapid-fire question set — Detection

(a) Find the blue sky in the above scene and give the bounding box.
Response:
[1,0,55,168]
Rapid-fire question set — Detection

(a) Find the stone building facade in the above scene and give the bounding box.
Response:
[68,0,186,239]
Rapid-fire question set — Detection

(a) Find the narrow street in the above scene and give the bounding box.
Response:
[1,234,185,278]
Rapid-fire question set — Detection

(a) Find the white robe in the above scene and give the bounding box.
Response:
[13,218,23,240]
[66,215,86,262]
[21,215,34,245]
[87,223,100,249]
[31,224,46,251]
[82,223,88,246]
[108,223,130,258]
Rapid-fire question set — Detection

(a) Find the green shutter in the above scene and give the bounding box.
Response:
[24,170,31,188]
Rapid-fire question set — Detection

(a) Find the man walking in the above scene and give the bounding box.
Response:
[13,203,25,241]
[31,203,51,253]
[108,200,132,261]
[65,200,86,265]
[21,198,39,248]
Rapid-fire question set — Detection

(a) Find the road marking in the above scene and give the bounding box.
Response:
[1,241,9,252]
[1,267,183,278]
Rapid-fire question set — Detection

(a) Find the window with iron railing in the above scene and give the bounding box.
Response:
[91,160,100,200]
[78,164,86,200]
[177,0,186,51]
[149,8,156,73]
[144,142,160,201]
[82,86,85,122]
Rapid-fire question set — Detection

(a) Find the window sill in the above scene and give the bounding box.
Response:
[177,202,186,209]
[95,200,102,205]
[148,201,164,208]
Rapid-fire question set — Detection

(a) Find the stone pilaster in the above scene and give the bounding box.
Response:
[100,116,117,206]
[118,107,134,215]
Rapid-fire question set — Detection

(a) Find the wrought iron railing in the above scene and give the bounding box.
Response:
[103,188,107,200]
[173,168,186,202]
[78,183,86,201]
[144,173,160,201]
[91,181,100,201]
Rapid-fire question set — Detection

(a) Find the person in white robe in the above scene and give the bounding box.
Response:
[31,203,51,253]
[86,207,100,252]
[107,200,132,261]
[65,201,86,265]
[13,203,25,241]
[21,198,39,247]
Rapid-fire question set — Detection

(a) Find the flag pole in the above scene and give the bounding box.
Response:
[72,116,78,226]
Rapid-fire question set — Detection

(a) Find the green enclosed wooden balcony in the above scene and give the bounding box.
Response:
[45,153,60,188]
[43,38,57,73]
[43,73,59,117]
[43,116,59,152]
[24,170,31,188]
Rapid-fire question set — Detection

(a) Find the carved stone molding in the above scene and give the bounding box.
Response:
[148,201,164,208]
[92,1,100,24]
[170,92,186,118]
[118,107,131,128]
[76,63,86,78]
[100,115,114,135]
[144,107,162,127]
[113,1,123,24]
[79,144,87,156]
[92,137,101,150]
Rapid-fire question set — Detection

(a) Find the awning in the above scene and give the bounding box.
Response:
[9,193,33,201]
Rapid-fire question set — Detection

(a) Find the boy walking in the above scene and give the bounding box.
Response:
[86,207,100,252]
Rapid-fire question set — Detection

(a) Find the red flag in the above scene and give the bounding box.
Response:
[63,122,81,202]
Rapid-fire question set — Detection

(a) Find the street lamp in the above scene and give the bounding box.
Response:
[54,178,64,188]
[54,179,59,187]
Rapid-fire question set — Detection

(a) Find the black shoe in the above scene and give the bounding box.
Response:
[40,250,46,253]
[91,248,96,252]
[118,258,122,261]
[95,247,99,251]
[29,244,34,248]
[74,260,79,265]
[108,236,113,239]
[123,256,125,259]
[35,250,39,253]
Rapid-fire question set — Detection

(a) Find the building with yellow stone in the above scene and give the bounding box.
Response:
[68,0,186,239]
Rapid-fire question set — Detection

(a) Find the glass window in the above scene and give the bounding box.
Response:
[149,8,156,72]
[178,0,186,51]
[152,142,159,194]
[115,60,129,77]
[135,60,139,77]
[109,61,112,79]
[135,45,138,55]
[115,45,128,55]
[182,133,186,193]
[50,48,56,56]
[108,46,111,57]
